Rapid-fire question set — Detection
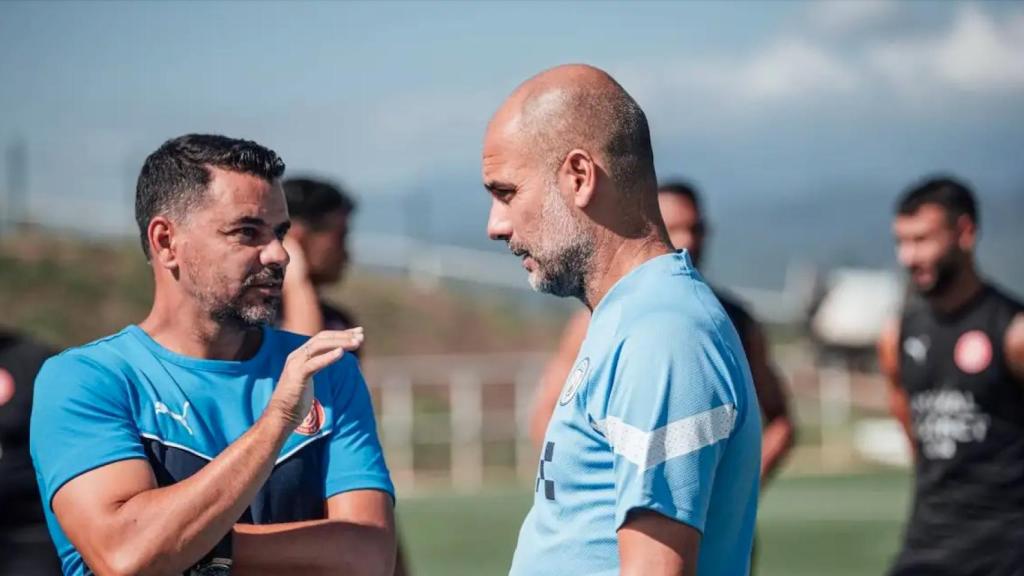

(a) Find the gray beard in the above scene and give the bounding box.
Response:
[528,185,595,301]
[209,295,281,329]
[531,240,592,300]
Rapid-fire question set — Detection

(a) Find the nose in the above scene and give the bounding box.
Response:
[896,241,916,269]
[263,237,290,268]
[487,199,512,242]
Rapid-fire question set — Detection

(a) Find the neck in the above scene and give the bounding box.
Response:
[139,284,261,361]
[581,231,673,311]
[928,260,983,315]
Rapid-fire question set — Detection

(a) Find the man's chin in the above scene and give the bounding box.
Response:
[216,300,281,328]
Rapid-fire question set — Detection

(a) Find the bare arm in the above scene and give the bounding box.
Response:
[280,236,325,336]
[51,330,362,576]
[529,310,590,447]
[618,511,700,576]
[878,319,914,451]
[744,321,795,482]
[233,490,395,576]
[1005,313,1024,383]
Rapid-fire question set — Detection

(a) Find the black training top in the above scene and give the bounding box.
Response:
[890,283,1024,576]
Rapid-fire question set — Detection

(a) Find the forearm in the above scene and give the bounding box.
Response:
[281,277,324,336]
[107,415,291,575]
[233,518,396,576]
[760,414,795,481]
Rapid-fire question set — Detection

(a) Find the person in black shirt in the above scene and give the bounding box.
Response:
[280,177,360,339]
[879,176,1024,576]
[0,329,60,575]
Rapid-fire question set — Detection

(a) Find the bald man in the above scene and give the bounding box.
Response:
[483,65,759,576]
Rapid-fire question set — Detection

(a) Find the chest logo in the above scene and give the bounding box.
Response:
[559,357,590,406]
[954,330,992,375]
[154,401,194,436]
[295,398,325,436]
[903,335,929,365]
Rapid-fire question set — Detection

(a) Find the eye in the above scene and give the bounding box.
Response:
[493,188,516,204]
[234,227,260,241]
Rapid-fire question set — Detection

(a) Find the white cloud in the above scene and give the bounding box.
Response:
[739,39,860,101]
[866,4,1024,95]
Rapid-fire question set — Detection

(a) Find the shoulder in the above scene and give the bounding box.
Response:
[614,287,735,369]
[987,283,1024,315]
[36,330,136,390]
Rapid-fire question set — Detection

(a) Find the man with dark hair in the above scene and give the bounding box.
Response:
[31,134,396,576]
[879,175,1024,576]
[531,180,794,486]
[484,64,760,576]
[0,329,60,575]
[279,177,359,336]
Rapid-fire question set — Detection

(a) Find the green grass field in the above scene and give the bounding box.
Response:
[397,471,913,576]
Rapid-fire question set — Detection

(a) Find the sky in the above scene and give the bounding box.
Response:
[1,0,1022,291]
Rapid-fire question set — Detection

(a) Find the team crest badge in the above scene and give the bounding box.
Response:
[295,398,325,436]
[559,358,590,405]
[954,330,992,375]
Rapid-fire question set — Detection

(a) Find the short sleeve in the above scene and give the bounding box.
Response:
[602,314,748,532]
[323,357,395,501]
[29,353,146,509]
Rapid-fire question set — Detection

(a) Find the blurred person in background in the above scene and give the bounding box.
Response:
[30,134,396,576]
[879,176,1024,576]
[0,328,60,575]
[484,64,760,576]
[531,181,795,484]
[280,177,359,338]
[280,176,411,576]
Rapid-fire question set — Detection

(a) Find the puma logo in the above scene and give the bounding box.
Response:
[904,336,929,365]
[155,401,194,436]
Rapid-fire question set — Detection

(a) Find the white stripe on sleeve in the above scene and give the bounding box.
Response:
[592,403,736,471]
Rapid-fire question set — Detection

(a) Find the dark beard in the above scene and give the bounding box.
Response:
[916,249,962,298]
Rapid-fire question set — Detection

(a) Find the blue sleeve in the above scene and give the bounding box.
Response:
[29,352,146,509]
[323,356,395,501]
[602,313,750,533]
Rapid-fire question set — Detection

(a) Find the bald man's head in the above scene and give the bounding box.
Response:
[492,64,656,197]
[482,65,660,301]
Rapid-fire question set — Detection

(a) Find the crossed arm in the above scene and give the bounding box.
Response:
[49,330,394,576]
[52,417,395,576]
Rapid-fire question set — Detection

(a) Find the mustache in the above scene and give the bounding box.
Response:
[507,242,530,259]
[243,267,285,287]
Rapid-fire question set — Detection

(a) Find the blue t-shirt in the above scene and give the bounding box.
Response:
[30,325,394,576]
[509,252,761,576]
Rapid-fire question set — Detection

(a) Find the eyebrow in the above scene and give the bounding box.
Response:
[229,216,291,235]
[484,180,516,193]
